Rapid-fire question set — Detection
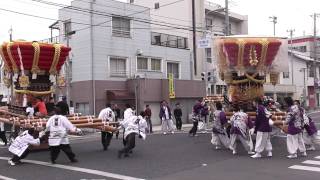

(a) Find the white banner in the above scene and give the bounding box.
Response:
[198,38,211,48]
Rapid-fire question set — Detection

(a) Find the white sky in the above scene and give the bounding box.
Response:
[0,0,319,43]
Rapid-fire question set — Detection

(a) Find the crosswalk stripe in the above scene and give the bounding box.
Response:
[0,174,16,180]
[289,165,320,172]
[302,160,320,166]
[315,156,320,159]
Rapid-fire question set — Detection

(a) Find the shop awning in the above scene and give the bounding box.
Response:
[106,90,134,100]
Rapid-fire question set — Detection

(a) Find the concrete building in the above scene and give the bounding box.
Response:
[130,0,248,95]
[264,36,320,109]
[58,0,205,124]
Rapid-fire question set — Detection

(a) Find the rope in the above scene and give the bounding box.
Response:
[31,42,41,74]
[49,44,61,75]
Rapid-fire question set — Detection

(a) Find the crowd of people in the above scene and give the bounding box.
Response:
[210,97,318,159]
[1,95,319,166]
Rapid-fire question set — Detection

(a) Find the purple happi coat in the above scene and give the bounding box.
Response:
[285,105,303,135]
[304,116,318,136]
[255,105,272,132]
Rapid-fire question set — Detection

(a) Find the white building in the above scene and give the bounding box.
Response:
[129,0,248,95]
[58,0,205,124]
[264,36,320,108]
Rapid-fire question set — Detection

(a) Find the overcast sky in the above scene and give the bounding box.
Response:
[0,0,319,43]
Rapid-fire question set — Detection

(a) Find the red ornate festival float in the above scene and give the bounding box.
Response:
[215,36,287,106]
[0,41,70,113]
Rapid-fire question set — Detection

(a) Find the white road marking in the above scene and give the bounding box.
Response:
[289,165,320,172]
[315,156,320,159]
[0,174,16,180]
[302,160,320,166]
[0,157,145,180]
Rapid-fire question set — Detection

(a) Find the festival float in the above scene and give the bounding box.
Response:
[0,41,116,147]
[214,36,289,131]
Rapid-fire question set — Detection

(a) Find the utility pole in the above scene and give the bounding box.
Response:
[224,0,229,36]
[287,29,295,85]
[9,26,12,41]
[192,0,197,76]
[312,13,320,107]
[269,16,277,36]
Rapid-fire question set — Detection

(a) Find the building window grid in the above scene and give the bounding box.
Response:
[112,16,131,38]
[205,48,212,63]
[137,57,161,72]
[63,20,71,38]
[167,62,179,79]
[151,32,188,49]
[109,57,127,77]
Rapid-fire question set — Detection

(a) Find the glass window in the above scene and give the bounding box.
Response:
[167,62,179,79]
[205,48,212,63]
[283,72,289,78]
[110,57,126,77]
[161,34,168,46]
[76,103,90,115]
[112,17,131,38]
[168,35,178,48]
[137,57,148,71]
[64,21,71,37]
[151,32,161,45]
[151,58,161,71]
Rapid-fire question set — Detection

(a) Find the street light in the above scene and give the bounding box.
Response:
[300,68,307,107]
[269,16,277,36]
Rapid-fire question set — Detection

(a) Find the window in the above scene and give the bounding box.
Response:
[206,18,213,30]
[151,32,188,49]
[283,72,289,78]
[167,62,179,79]
[168,35,178,48]
[63,21,71,37]
[205,48,212,63]
[137,57,148,71]
[130,0,134,3]
[76,103,90,115]
[151,32,161,45]
[112,17,130,38]
[155,2,160,9]
[110,57,126,77]
[216,85,227,95]
[151,58,161,71]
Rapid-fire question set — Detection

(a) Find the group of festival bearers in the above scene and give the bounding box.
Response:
[211,97,318,158]
[7,103,147,165]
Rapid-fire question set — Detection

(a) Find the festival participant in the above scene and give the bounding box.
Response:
[45,107,81,164]
[98,103,115,151]
[8,128,45,166]
[117,111,147,158]
[251,98,273,158]
[124,104,134,120]
[189,99,203,137]
[159,100,175,135]
[283,97,307,158]
[229,104,255,155]
[34,97,48,117]
[0,122,7,146]
[26,102,34,118]
[211,102,230,149]
[294,100,318,151]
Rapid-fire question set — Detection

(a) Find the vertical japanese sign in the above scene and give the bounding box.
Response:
[168,73,175,99]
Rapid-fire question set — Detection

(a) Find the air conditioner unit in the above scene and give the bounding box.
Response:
[134,73,146,79]
[136,49,143,56]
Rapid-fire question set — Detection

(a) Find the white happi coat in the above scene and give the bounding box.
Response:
[124,108,134,120]
[120,115,148,140]
[98,107,115,122]
[46,115,76,146]
[9,130,40,157]
[0,122,4,131]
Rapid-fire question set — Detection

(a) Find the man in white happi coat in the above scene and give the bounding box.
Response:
[98,103,115,151]
[124,104,134,120]
[117,111,147,158]
[45,107,81,164]
[211,102,230,149]
[8,128,44,166]
[229,104,255,155]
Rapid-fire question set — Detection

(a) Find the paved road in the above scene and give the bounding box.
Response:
[0,131,319,180]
